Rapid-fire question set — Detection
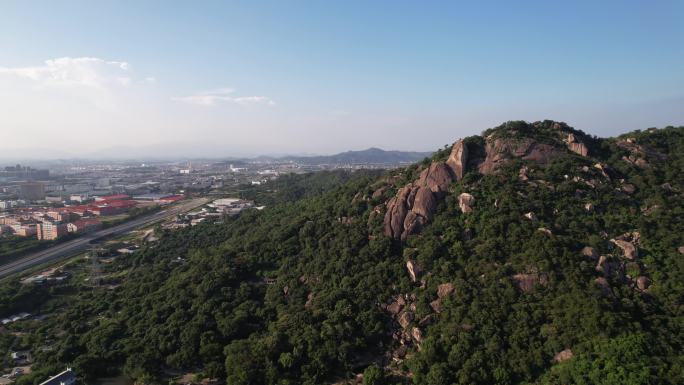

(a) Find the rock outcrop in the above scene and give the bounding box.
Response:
[553,349,574,363]
[384,185,412,239]
[511,273,548,293]
[430,299,443,313]
[582,246,599,259]
[406,260,423,283]
[398,311,414,329]
[611,234,639,260]
[567,133,588,156]
[446,139,468,180]
[636,276,651,291]
[383,162,454,240]
[385,295,406,315]
[417,162,454,195]
[458,193,475,213]
[478,138,563,174]
[436,282,455,298]
[382,121,598,240]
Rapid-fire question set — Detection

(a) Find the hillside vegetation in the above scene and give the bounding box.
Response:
[2,121,684,385]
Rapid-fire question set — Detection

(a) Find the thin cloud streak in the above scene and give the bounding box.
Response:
[0,57,132,89]
[173,87,275,106]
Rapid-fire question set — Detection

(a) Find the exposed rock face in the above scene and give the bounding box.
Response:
[584,203,594,212]
[458,193,475,213]
[398,311,414,329]
[412,187,437,219]
[511,273,548,292]
[594,163,612,180]
[406,260,423,283]
[567,133,589,156]
[382,121,596,241]
[411,327,423,343]
[418,162,454,195]
[371,186,387,199]
[430,299,443,313]
[636,276,651,291]
[437,282,455,298]
[478,138,564,174]
[384,185,412,239]
[383,162,453,240]
[582,246,599,259]
[446,139,468,180]
[553,349,574,363]
[616,139,666,164]
[523,212,537,221]
[386,296,406,315]
[595,277,613,297]
[611,238,638,260]
[679,246,684,254]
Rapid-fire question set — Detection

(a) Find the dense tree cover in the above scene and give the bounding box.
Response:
[2,124,684,385]
[0,235,59,260]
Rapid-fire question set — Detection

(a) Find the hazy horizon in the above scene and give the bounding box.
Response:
[2,1,683,158]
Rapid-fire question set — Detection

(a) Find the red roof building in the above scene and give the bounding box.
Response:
[67,218,102,233]
[91,200,137,216]
[95,194,130,203]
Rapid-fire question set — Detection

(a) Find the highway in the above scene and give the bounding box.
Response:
[0,197,209,279]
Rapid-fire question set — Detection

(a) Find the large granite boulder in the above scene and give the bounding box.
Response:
[412,186,437,219]
[446,139,468,180]
[417,162,454,195]
[553,349,574,363]
[437,282,455,298]
[406,260,423,283]
[636,276,651,291]
[383,185,412,239]
[458,193,475,213]
[611,238,638,260]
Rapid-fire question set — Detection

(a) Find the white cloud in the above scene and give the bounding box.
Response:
[173,87,275,106]
[0,57,133,89]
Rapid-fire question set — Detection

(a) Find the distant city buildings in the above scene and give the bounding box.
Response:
[20,182,46,201]
[0,164,49,180]
[37,221,68,240]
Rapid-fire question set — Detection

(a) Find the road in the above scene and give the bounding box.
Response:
[0,197,209,279]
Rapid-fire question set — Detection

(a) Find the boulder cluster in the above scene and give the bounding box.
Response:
[382,281,456,361]
[587,232,651,296]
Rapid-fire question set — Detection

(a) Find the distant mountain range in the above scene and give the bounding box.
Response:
[252,147,434,165]
[0,146,434,165]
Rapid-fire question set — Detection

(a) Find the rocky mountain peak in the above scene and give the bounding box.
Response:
[382,120,593,240]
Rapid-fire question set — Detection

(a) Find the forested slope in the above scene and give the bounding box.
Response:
[3,121,684,385]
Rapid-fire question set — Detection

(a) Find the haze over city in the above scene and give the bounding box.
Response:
[1,0,683,159]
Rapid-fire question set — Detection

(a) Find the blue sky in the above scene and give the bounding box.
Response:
[1,0,682,157]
